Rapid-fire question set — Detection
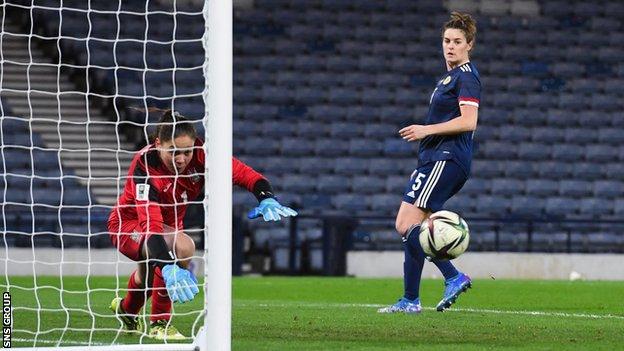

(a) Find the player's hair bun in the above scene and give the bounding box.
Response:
[443,11,477,45]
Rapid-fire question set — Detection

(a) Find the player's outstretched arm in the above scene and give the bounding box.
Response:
[248,197,298,222]
[247,179,297,221]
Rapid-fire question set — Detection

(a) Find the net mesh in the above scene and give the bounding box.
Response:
[0,0,207,348]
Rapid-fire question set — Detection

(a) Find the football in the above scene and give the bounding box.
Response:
[419,210,470,260]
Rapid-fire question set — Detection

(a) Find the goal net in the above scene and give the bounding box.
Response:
[0,0,231,349]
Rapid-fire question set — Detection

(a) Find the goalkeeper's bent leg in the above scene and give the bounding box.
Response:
[122,269,147,315]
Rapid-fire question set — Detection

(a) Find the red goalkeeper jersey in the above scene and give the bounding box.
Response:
[110,138,265,234]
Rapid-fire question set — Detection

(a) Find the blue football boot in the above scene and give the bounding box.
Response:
[377,297,422,314]
[436,272,472,312]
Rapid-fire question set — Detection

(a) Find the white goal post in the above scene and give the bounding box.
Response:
[1,0,232,350]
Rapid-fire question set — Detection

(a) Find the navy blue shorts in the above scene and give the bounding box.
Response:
[402,160,468,212]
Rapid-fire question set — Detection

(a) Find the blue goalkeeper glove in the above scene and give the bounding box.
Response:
[161,264,199,303]
[247,198,298,222]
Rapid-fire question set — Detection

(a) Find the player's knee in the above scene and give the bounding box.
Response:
[174,233,196,260]
[395,218,412,237]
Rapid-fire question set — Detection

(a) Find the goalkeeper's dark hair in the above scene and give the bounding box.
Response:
[442,11,477,46]
[137,107,197,144]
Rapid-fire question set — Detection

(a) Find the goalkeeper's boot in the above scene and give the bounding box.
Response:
[377,297,421,314]
[110,297,143,332]
[149,320,186,340]
[436,272,472,312]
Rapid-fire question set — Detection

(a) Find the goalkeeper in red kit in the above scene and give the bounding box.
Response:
[108,109,297,340]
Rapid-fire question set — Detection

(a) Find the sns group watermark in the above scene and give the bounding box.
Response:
[2,292,10,348]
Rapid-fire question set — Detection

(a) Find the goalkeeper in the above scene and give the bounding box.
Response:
[108,109,297,340]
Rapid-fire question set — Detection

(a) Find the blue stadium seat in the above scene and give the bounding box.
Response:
[491,178,524,196]
[233,120,261,138]
[478,141,516,160]
[572,162,603,180]
[63,188,91,206]
[332,193,368,213]
[579,198,613,218]
[329,122,364,138]
[526,179,558,197]
[564,128,597,144]
[301,194,331,212]
[262,157,299,174]
[551,144,584,161]
[306,72,342,88]
[537,161,572,179]
[498,127,531,143]
[476,194,508,217]
[307,105,347,122]
[559,180,592,197]
[282,174,315,193]
[385,175,406,193]
[325,55,358,72]
[598,128,624,145]
[593,180,624,199]
[342,72,376,88]
[382,139,415,157]
[614,199,624,216]
[532,127,565,143]
[369,158,398,176]
[585,145,617,162]
[472,160,504,178]
[510,195,544,217]
[461,178,488,196]
[349,139,382,157]
[591,94,620,112]
[262,121,296,138]
[363,123,397,139]
[474,125,497,141]
[327,87,359,105]
[517,143,551,161]
[281,137,315,156]
[369,194,399,214]
[360,88,394,106]
[558,93,589,110]
[504,161,537,179]
[317,175,350,193]
[298,157,334,175]
[346,105,380,123]
[351,175,385,194]
[545,197,579,217]
[296,121,327,138]
[333,157,370,175]
[242,137,280,156]
[315,139,348,157]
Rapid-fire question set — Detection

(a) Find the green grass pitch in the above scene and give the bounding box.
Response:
[3,276,623,350]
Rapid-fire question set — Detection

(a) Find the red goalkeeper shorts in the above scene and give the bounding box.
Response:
[108,212,145,262]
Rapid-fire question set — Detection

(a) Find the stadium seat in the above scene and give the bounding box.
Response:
[564,128,598,145]
[585,145,617,162]
[298,157,335,175]
[593,180,624,199]
[333,157,370,175]
[383,139,414,157]
[558,180,592,197]
[369,194,399,214]
[525,179,558,197]
[517,143,551,161]
[332,193,368,213]
[461,178,489,196]
[551,144,584,161]
[281,137,316,156]
[315,139,349,157]
[282,174,316,193]
[351,175,385,194]
[329,122,364,138]
[317,175,350,193]
[545,197,579,217]
[531,127,565,143]
[349,139,382,157]
[491,179,524,197]
[572,162,603,180]
[579,198,613,218]
[504,160,537,179]
[369,158,399,176]
[510,195,544,218]
[472,160,504,178]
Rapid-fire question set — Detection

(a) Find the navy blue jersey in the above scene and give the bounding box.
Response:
[418,62,481,175]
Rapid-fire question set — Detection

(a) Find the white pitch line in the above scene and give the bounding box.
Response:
[12,337,109,346]
[236,301,624,321]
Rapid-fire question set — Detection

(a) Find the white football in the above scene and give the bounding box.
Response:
[419,210,470,260]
